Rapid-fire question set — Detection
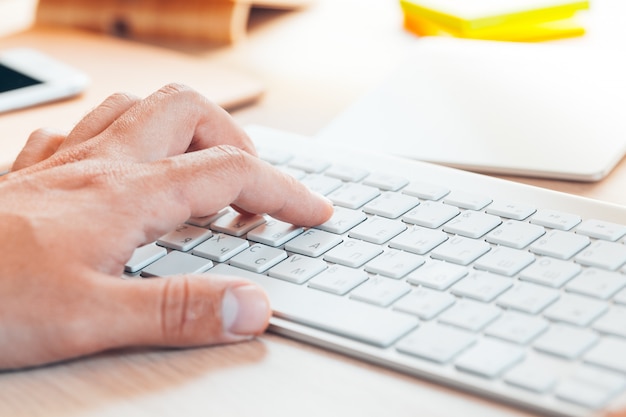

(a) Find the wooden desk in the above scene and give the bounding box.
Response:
[1,1,626,417]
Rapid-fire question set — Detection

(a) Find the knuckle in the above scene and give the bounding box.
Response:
[103,91,140,109]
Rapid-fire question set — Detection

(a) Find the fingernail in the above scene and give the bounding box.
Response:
[222,285,270,336]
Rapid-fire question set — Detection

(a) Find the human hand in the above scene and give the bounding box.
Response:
[0,84,333,370]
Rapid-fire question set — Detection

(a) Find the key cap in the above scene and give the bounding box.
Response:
[327,183,380,209]
[211,264,420,347]
[584,337,626,373]
[402,201,459,228]
[323,238,382,268]
[530,209,581,231]
[504,359,558,393]
[124,242,167,273]
[140,251,213,278]
[443,191,491,210]
[257,147,292,165]
[519,256,581,288]
[348,217,406,244]
[533,324,599,359]
[555,365,626,409]
[308,264,368,295]
[211,211,266,237]
[473,246,535,277]
[439,299,501,332]
[268,254,327,284]
[191,233,249,262]
[315,206,366,234]
[443,210,501,238]
[300,174,342,195]
[396,323,475,363]
[529,230,590,260]
[592,306,626,338]
[485,311,549,345]
[388,225,448,255]
[287,156,330,173]
[574,241,626,271]
[186,208,229,227]
[402,182,449,200]
[543,293,608,327]
[364,249,424,279]
[362,192,419,219]
[247,219,304,247]
[349,276,411,307]
[616,288,626,304]
[565,267,626,299]
[393,287,455,320]
[575,219,626,241]
[455,338,524,379]
[485,200,535,221]
[485,220,545,249]
[362,172,409,191]
[407,260,467,290]
[430,235,490,266]
[450,270,512,303]
[285,229,342,257]
[157,223,212,251]
[229,243,287,273]
[496,282,559,314]
[324,164,369,182]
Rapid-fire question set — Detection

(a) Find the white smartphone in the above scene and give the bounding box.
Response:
[0,48,90,114]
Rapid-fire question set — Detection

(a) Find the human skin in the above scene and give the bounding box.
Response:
[0,83,333,370]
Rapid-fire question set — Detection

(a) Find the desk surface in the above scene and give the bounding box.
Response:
[1,1,626,417]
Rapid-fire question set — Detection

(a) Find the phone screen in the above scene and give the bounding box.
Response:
[0,63,43,93]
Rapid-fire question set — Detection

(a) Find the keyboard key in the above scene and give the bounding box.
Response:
[268,254,327,284]
[124,242,167,273]
[308,264,368,295]
[439,299,501,332]
[402,201,459,228]
[474,246,535,277]
[496,282,559,314]
[285,229,342,257]
[300,174,342,195]
[443,210,501,238]
[504,359,557,393]
[229,243,287,273]
[288,156,330,173]
[393,287,455,320]
[431,236,490,266]
[348,216,406,244]
[543,293,608,327]
[575,218,626,241]
[323,238,383,268]
[247,218,304,247]
[140,251,213,278]
[397,323,475,363]
[455,338,524,378]
[555,365,626,409]
[388,225,448,255]
[592,306,626,338]
[211,211,266,237]
[349,276,411,307]
[485,311,549,345]
[485,220,545,249]
[327,183,380,209]
[443,191,491,210]
[324,164,369,182]
[574,240,626,271]
[616,288,626,304]
[364,249,424,279]
[362,172,409,191]
[407,260,467,290]
[191,234,249,262]
[315,206,366,234]
[213,264,418,347]
[362,192,419,219]
[519,256,581,288]
[584,337,626,373]
[565,267,626,299]
[157,224,212,251]
[451,271,512,303]
[533,324,599,359]
[257,147,292,165]
[529,230,590,260]
[485,201,536,221]
[530,209,581,231]
[402,182,449,200]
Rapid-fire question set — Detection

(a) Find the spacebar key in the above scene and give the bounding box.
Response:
[211,264,419,347]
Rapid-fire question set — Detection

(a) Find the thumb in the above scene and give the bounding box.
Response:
[93,274,271,350]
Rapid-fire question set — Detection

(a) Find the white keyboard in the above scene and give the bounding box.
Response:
[125,126,626,417]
